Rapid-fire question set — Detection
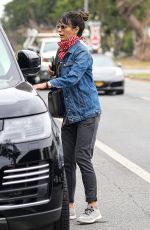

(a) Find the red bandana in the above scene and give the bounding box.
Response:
[58,36,83,61]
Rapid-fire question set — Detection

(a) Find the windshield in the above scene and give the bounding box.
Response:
[92,55,115,67]
[0,29,21,89]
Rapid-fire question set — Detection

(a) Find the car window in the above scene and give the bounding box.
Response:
[43,41,58,53]
[0,30,21,89]
[93,55,115,67]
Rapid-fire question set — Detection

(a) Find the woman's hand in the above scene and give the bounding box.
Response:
[33,82,47,90]
[48,64,55,76]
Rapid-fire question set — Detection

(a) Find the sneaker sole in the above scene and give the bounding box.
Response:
[77,214,102,224]
[70,215,77,220]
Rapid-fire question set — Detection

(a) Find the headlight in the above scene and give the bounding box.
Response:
[0,112,51,143]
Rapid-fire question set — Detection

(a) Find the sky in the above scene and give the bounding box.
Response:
[0,0,13,18]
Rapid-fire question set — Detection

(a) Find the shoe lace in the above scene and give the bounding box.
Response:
[84,207,94,215]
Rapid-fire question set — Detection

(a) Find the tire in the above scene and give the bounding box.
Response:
[54,171,70,230]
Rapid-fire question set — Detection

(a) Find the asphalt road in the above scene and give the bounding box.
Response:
[38,78,150,230]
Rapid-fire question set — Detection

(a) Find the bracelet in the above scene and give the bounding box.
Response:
[45,82,48,88]
[46,81,51,88]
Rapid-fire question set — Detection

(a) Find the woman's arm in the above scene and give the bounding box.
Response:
[49,49,92,88]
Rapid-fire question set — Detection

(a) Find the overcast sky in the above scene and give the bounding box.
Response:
[0,0,13,18]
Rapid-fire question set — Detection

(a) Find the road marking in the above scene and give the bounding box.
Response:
[95,139,150,184]
[141,97,150,101]
[56,118,150,184]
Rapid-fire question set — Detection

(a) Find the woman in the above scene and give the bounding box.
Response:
[34,10,102,224]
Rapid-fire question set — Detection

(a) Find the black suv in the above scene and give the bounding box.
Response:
[0,25,69,230]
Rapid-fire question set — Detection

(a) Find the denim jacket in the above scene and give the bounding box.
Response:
[49,41,101,123]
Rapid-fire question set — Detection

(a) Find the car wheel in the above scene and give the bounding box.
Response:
[54,171,69,230]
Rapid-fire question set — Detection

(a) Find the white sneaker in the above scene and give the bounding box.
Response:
[69,207,76,220]
[77,205,102,224]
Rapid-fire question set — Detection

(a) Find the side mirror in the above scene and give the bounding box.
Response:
[17,49,41,77]
[27,47,40,54]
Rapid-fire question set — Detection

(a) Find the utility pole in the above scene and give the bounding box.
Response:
[84,0,89,12]
[83,0,89,31]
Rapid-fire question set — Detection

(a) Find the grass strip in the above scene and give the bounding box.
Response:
[127,74,150,81]
[115,58,150,69]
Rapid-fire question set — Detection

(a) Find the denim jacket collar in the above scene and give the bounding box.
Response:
[66,40,80,54]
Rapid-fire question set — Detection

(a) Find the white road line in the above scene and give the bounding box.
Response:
[141,97,150,101]
[95,139,150,184]
[56,118,150,184]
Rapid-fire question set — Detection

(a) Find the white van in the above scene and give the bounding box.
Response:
[38,37,60,81]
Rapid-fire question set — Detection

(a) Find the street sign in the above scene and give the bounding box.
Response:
[89,21,101,52]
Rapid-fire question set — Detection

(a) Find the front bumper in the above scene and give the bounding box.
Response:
[0,136,64,230]
[95,80,124,94]
[0,186,63,230]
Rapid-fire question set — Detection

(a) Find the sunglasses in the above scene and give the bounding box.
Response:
[56,24,68,30]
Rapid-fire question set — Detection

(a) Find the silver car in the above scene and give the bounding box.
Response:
[92,54,125,95]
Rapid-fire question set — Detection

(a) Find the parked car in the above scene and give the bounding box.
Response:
[0,25,69,230]
[37,37,59,82]
[92,54,125,94]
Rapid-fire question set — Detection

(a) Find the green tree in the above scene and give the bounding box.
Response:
[2,0,84,49]
[3,0,84,29]
[2,0,150,59]
[88,0,127,55]
[3,0,57,29]
[116,0,150,60]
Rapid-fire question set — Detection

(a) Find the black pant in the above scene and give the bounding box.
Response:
[61,115,100,203]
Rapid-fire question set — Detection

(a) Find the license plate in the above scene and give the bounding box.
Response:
[95,81,104,87]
